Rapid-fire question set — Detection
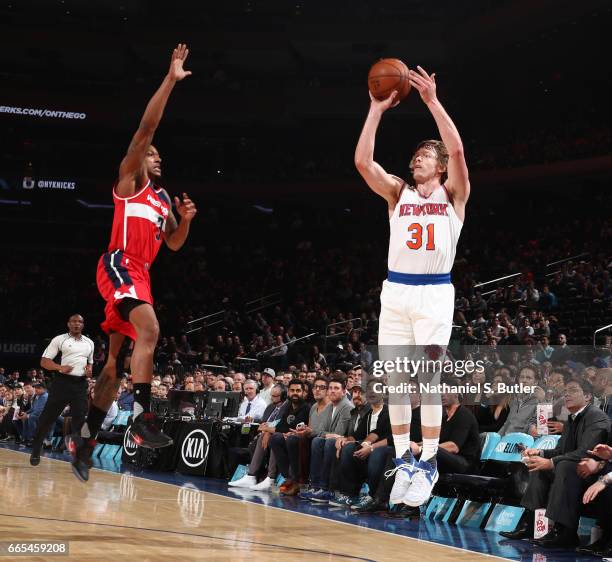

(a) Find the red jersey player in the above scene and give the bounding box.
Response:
[71,44,197,481]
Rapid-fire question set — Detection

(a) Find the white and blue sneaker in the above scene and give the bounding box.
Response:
[309,489,333,504]
[298,486,317,500]
[385,449,417,505]
[328,492,359,508]
[404,458,439,507]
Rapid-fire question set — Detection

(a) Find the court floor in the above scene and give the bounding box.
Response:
[0,446,589,561]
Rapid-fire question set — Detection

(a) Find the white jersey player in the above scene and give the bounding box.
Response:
[355,66,470,507]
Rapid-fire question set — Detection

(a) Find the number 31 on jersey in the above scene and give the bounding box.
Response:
[406,223,435,250]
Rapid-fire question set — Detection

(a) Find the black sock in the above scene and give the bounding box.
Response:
[81,405,107,440]
[133,383,151,419]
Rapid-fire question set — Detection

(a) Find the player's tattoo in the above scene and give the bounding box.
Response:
[92,366,122,411]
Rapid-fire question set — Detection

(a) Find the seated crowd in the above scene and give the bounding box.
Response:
[1,346,611,556]
[220,360,611,555]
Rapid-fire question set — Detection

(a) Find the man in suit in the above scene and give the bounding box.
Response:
[577,441,612,556]
[228,384,286,491]
[500,378,609,547]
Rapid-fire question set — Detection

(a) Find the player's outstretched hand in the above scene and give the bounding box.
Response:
[174,192,197,222]
[169,43,192,82]
[409,66,437,104]
[369,90,399,113]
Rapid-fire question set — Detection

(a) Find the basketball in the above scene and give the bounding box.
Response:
[368,58,411,102]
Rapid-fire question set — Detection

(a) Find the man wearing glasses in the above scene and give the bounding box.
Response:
[229,383,287,491]
[276,377,330,496]
[297,376,353,502]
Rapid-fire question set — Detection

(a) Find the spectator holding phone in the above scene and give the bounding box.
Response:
[269,380,310,495]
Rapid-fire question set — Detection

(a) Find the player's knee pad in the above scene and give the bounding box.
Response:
[389,404,412,426]
[418,368,441,408]
[420,404,443,427]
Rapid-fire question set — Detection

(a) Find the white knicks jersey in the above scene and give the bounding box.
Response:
[387,184,462,275]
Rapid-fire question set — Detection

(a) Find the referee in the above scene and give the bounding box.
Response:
[30,314,94,466]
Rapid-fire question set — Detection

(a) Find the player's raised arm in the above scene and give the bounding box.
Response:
[354,91,405,211]
[409,66,470,209]
[116,44,192,198]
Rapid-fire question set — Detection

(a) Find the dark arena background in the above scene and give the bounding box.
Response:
[0,1,611,561]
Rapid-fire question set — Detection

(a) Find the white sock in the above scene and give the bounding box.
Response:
[421,438,439,462]
[133,401,144,420]
[393,433,411,459]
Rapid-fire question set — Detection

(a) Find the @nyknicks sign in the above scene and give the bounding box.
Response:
[123,424,139,457]
[181,428,210,468]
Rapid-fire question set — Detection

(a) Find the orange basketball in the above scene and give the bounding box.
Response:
[368,58,411,102]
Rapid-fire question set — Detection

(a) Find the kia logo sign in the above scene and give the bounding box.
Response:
[177,484,205,527]
[120,474,137,501]
[123,424,138,457]
[181,428,209,468]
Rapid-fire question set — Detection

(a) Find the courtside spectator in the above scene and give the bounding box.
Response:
[270,380,310,495]
[500,379,609,547]
[498,366,539,436]
[332,384,391,509]
[577,442,612,556]
[229,384,286,491]
[432,384,481,475]
[237,380,267,422]
[19,383,48,446]
[301,376,352,503]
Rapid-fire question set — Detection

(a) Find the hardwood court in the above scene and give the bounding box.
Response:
[0,448,501,562]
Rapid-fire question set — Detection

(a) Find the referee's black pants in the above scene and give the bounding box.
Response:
[32,374,88,454]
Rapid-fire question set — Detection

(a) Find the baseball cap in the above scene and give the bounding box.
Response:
[262,368,276,378]
[33,382,46,389]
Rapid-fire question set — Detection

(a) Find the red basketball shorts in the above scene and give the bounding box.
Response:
[96,250,153,341]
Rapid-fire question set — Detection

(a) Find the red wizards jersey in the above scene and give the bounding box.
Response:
[108,179,170,267]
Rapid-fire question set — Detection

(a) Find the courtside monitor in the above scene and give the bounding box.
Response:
[169,390,206,416]
[205,391,242,419]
